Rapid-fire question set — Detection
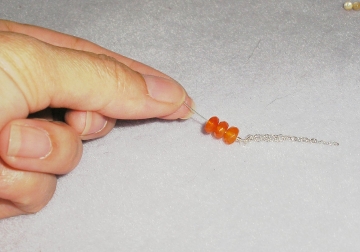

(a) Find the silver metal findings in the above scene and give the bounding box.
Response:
[183,102,339,146]
[236,134,339,146]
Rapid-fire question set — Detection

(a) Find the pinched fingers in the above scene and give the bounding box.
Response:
[0,20,196,219]
[0,31,192,130]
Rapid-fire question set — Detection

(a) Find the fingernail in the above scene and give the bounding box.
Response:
[180,97,196,119]
[81,112,108,136]
[7,124,52,159]
[159,95,196,120]
[142,74,185,103]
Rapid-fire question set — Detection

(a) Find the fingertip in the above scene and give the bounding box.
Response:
[6,124,53,159]
[64,110,87,133]
[160,96,195,120]
[142,74,186,104]
[0,119,82,174]
[179,97,196,120]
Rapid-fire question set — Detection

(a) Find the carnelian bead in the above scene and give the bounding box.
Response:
[213,121,229,139]
[223,127,240,144]
[204,116,219,133]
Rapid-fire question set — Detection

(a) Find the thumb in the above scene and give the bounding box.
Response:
[0,32,192,129]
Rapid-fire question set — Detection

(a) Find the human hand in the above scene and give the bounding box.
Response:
[0,20,194,219]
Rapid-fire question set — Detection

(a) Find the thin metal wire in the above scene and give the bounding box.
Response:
[183,102,207,121]
[183,102,339,146]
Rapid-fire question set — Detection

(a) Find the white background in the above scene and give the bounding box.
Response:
[0,0,359,251]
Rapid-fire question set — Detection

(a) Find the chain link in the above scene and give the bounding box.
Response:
[236,134,339,146]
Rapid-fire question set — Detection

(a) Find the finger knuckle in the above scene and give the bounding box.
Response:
[96,54,129,96]
[17,174,57,214]
[0,161,56,214]
[99,54,127,86]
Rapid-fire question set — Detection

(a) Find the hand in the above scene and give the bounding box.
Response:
[0,20,194,219]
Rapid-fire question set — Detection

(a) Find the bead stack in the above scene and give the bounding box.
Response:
[344,1,360,10]
[183,102,339,146]
[204,116,240,144]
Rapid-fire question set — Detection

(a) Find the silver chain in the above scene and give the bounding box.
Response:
[236,134,339,146]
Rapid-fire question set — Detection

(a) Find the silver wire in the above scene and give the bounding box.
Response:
[183,102,207,121]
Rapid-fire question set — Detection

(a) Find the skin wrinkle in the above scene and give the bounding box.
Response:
[14,49,43,113]
[52,49,122,112]
[120,72,146,117]
[13,196,39,214]
[31,39,111,112]
[0,20,172,80]
[49,49,93,109]
[0,19,11,30]
[69,35,87,52]
[93,54,125,112]
[0,61,30,119]
[97,54,123,93]
[0,198,24,216]
[14,176,50,214]
[30,44,57,112]
[0,33,51,114]
[95,53,142,116]
[0,163,24,197]
[1,164,56,214]
[0,164,10,192]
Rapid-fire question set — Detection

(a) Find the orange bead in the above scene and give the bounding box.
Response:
[213,121,229,139]
[223,127,239,144]
[204,116,219,133]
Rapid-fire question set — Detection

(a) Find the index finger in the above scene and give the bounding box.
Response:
[0,19,194,120]
[0,19,169,79]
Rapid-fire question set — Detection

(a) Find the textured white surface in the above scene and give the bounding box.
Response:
[0,0,359,251]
